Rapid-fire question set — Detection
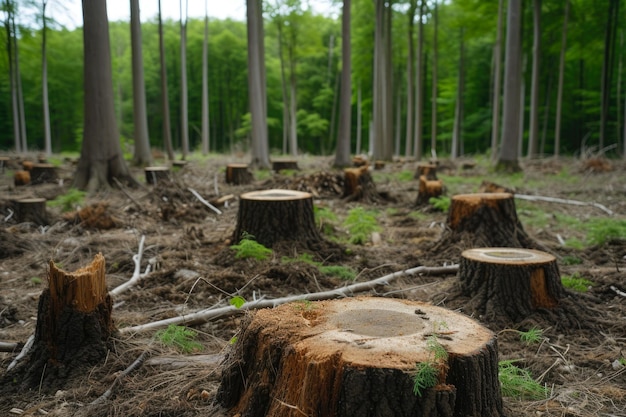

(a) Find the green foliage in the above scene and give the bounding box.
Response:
[429,196,451,212]
[229,296,246,308]
[155,325,203,353]
[230,233,273,260]
[585,218,626,246]
[395,170,415,182]
[30,277,42,286]
[518,327,543,345]
[565,238,585,250]
[408,211,427,221]
[282,253,356,280]
[498,360,548,400]
[412,362,439,397]
[561,274,593,293]
[48,188,86,212]
[426,335,449,362]
[343,207,380,245]
[562,255,583,265]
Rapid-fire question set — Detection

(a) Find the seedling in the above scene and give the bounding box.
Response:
[561,273,593,293]
[343,207,380,245]
[230,232,273,260]
[498,327,544,345]
[281,254,356,280]
[155,324,203,353]
[428,196,451,212]
[48,188,86,212]
[562,255,582,265]
[229,296,246,308]
[498,359,547,399]
[413,330,449,397]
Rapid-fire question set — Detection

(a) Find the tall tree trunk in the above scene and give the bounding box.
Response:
[404,0,416,158]
[179,0,189,158]
[519,55,526,158]
[42,0,51,156]
[201,1,210,155]
[617,31,623,151]
[491,0,504,161]
[430,0,438,158]
[276,19,289,155]
[496,0,522,172]
[452,28,465,159]
[527,0,541,159]
[554,0,569,158]
[13,13,27,152]
[334,0,352,167]
[383,0,393,160]
[4,0,20,152]
[599,0,619,150]
[247,0,270,168]
[158,0,174,160]
[372,0,392,161]
[288,41,298,157]
[413,0,425,160]
[130,0,152,166]
[74,0,137,192]
[356,81,362,154]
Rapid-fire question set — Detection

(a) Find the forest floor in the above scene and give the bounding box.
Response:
[0,153,625,417]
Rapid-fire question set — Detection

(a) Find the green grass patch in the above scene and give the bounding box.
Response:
[155,324,203,353]
[48,188,86,212]
[343,207,380,245]
[561,273,593,292]
[429,196,451,212]
[314,206,338,236]
[408,211,427,221]
[254,169,272,181]
[395,170,415,182]
[499,360,547,400]
[585,218,626,245]
[230,233,273,260]
[282,253,356,280]
[562,255,583,265]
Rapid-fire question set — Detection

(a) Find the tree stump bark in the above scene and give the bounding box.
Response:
[414,163,438,180]
[226,163,253,185]
[30,163,58,184]
[441,192,536,249]
[374,160,385,170]
[145,166,170,185]
[459,248,564,322]
[0,156,9,173]
[232,189,322,249]
[16,198,48,225]
[416,175,444,206]
[17,254,114,391]
[217,296,503,417]
[343,166,381,202]
[272,159,299,172]
[14,170,31,186]
[172,160,188,169]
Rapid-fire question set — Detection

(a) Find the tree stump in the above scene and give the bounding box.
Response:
[217,296,504,417]
[16,198,48,225]
[343,166,381,202]
[232,189,322,249]
[416,175,444,206]
[145,166,170,185]
[374,160,385,170]
[414,163,438,180]
[30,163,58,184]
[17,254,113,391]
[14,170,31,186]
[459,248,564,322]
[226,163,253,185]
[272,159,299,172]
[172,160,188,169]
[442,192,536,249]
[0,156,9,173]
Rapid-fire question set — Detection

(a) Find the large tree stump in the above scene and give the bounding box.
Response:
[459,248,564,322]
[145,166,170,184]
[343,166,381,202]
[30,163,58,184]
[233,189,322,249]
[16,254,113,391]
[217,297,503,417]
[226,163,253,185]
[272,159,299,172]
[414,163,438,180]
[416,175,444,206]
[14,170,31,186]
[15,198,48,225]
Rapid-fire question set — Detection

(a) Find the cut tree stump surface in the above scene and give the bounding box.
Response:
[15,197,48,224]
[30,163,57,184]
[145,166,170,184]
[225,163,253,185]
[217,296,503,417]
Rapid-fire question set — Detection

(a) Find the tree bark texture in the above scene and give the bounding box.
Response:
[272,160,299,172]
[14,254,113,391]
[459,248,564,322]
[144,166,170,185]
[416,176,443,206]
[30,163,57,184]
[232,189,322,250]
[226,163,253,185]
[15,198,48,225]
[217,297,503,417]
[343,166,382,202]
[414,163,438,180]
[335,0,352,169]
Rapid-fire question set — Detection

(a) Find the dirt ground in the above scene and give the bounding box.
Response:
[0,154,625,417]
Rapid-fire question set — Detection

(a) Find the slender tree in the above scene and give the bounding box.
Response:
[430,0,438,158]
[4,0,21,152]
[13,9,27,152]
[496,0,522,172]
[527,0,541,159]
[490,0,504,161]
[201,0,210,155]
[74,0,137,191]
[41,0,51,156]
[334,0,352,167]
[158,0,174,160]
[554,0,569,158]
[599,0,619,150]
[372,0,393,161]
[413,0,425,160]
[451,28,465,159]
[404,0,416,158]
[130,0,152,166]
[179,0,189,158]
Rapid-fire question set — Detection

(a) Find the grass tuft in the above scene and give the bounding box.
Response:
[48,188,86,212]
[561,273,593,292]
[343,207,380,244]
[155,324,203,353]
[499,359,547,400]
[429,196,451,212]
[230,233,273,260]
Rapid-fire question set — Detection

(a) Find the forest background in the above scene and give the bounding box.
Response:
[1,0,625,161]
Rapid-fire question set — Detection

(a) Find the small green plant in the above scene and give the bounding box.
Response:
[30,277,42,285]
[318,265,356,280]
[498,327,544,345]
[562,255,582,265]
[561,273,593,292]
[498,359,547,400]
[230,233,273,260]
[343,207,380,245]
[428,196,451,212]
[254,169,272,181]
[413,333,448,397]
[229,296,246,308]
[408,211,427,221]
[48,188,86,212]
[585,218,626,246]
[564,238,585,250]
[395,170,414,182]
[155,324,203,353]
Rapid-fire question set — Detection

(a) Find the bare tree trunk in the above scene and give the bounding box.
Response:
[430,0,438,157]
[599,0,619,150]
[617,31,623,151]
[158,0,174,160]
[179,0,190,158]
[201,0,210,156]
[130,0,152,166]
[527,0,541,159]
[13,13,27,153]
[519,54,526,158]
[497,0,522,172]
[247,0,270,168]
[383,0,394,160]
[275,19,289,155]
[288,41,298,157]
[404,0,416,158]
[41,0,52,156]
[334,0,352,167]
[491,0,504,161]
[554,0,569,158]
[413,0,425,160]
[355,81,362,154]
[451,28,465,159]
[4,0,20,152]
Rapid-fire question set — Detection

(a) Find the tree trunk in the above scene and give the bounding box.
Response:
[414,163,437,180]
[451,28,464,159]
[42,0,52,156]
[334,0,352,168]
[431,0,438,157]
[15,198,48,225]
[5,0,20,152]
[413,0,425,160]
[554,0,569,158]
[158,0,175,160]
[527,0,541,159]
[14,254,113,391]
[217,297,504,417]
[404,0,416,158]
[225,163,253,185]
[459,247,563,322]
[496,0,522,172]
[74,0,137,192]
[201,2,210,156]
[490,0,504,161]
[144,166,170,185]
[130,0,152,166]
[599,0,619,150]
[415,175,443,206]
[179,0,190,159]
[233,189,322,250]
[30,163,57,184]
[343,166,381,202]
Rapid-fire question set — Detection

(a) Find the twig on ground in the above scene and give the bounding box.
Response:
[0,341,20,353]
[514,194,614,216]
[119,264,459,334]
[610,286,626,297]
[110,235,151,297]
[112,177,146,211]
[188,188,221,215]
[7,334,34,371]
[91,350,150,405]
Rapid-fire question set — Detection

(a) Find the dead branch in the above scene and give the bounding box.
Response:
[0,341,20,353]
[7,334,34,371]
[144,353,223,370]
[119,264,459,334]
[112,177,146,211]
[110,235,151,297]
[91,350,150,405]
[188,187,222,215]
[514,194,614,216]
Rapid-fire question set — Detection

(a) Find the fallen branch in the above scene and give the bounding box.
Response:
[610,285,626,297]
[188,187,222,215]
[91,350,150,405]
[119,264,459,334]
[7,334,34,371]
[514,193,614,216]
[112,177,146,211]
[0,341,20,353]
[144,353,223,370]
[110,235,151,297]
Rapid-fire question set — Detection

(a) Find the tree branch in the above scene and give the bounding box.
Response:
[515,193,614,216]
[110,235,151,296]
